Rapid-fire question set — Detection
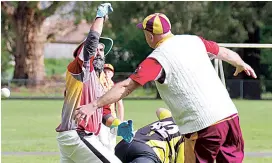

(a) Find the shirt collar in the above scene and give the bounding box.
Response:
[155,33,174,48]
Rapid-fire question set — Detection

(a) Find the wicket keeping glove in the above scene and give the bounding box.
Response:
[96,3,113,19]
[110,119,134,143]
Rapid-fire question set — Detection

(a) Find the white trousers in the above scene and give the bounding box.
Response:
[98,124,117,152]
[56,130,121,163]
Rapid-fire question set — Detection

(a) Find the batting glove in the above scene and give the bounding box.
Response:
[96,3,113,19]
[117,120,134,143]
[111,119,134,143]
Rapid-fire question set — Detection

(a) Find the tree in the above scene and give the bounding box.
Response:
[100,1,253,71]
[1,1,67,86]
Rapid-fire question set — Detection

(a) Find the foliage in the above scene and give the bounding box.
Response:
[72,2,271,73]
[1,9,15,79]
[1,38,13,79]
[1,1,271,87]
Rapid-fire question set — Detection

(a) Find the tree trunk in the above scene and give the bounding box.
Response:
[13,4,46,87]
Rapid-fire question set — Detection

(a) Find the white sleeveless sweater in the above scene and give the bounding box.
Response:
[148,35,238,134]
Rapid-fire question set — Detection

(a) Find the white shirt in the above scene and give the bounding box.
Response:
[148,35,238,134]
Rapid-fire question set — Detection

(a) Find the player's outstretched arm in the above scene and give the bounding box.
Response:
[96,78,140,109]
[74,78,140,130]
[216,47,257,78]
[83,3,113,62]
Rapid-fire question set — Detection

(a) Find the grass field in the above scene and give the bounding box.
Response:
[1,99,272,163]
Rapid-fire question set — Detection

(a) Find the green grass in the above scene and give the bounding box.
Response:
[2,99,272,162]
[7,86,157,98]
[44,58,72,76]
[244,157,272,163]
[2,156,60,163]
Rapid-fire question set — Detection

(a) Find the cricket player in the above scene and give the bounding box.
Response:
[74,13,257,163]
[98,63,125,152]
[104,63,125,121]
[115,108,184,163]
[56,3,133,163]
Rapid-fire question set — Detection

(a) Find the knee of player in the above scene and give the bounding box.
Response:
[156,108,172,120]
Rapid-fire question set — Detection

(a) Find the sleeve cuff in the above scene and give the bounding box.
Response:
[129,76,145,86]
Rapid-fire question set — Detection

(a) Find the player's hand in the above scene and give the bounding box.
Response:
[116,120,134,143]
[96,3,113,19]
[74,104,97,127]
[234,62,257,78]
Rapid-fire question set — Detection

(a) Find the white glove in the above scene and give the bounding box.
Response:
[96,3,113,18]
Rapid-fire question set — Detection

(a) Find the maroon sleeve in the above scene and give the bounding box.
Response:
[129,58,163,86]
[199,36,220,55]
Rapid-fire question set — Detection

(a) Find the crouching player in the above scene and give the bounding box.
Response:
[115,108,184,163]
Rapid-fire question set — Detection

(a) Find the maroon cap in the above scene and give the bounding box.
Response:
[136,13,171,34]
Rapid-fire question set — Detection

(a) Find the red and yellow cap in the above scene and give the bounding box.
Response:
[104,63,114,72]
[137,13,171,35]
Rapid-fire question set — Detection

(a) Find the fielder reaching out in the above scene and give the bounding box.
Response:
[74,13,256,163]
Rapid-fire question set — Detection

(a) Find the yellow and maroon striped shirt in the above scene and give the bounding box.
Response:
[56,31,111,135]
